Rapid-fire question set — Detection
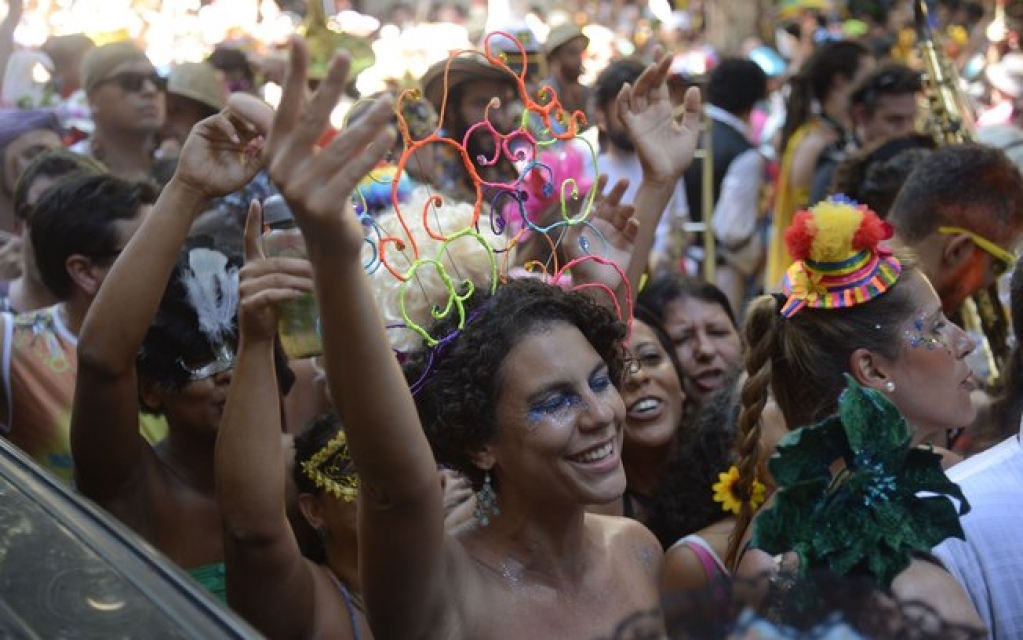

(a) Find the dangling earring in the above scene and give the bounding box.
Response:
[474,471,500,527]
[884,380,896,393]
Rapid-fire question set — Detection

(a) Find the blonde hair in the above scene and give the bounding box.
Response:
[362,187,508,353]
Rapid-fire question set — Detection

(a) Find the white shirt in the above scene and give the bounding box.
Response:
[704,105,764,251]
[595,148,688,259]
[932,434,1023,639]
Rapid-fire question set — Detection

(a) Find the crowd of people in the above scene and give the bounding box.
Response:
[2,0,1023,638]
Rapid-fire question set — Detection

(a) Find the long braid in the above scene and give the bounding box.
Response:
[725,294,781,571]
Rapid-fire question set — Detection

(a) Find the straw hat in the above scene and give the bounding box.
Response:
[543,23,589,58]
[168,62,227,112]
[420,55,517,113]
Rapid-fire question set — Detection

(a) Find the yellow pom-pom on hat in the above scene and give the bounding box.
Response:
[779,196,901,318]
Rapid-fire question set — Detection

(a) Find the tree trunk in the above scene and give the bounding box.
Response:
[704,0,765,56]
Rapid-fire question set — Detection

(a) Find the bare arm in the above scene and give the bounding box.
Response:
[216,202,320,639]
[240,38,449,637]
[72,111,263,500]
[617,54,702,295]
[661,544,711,596]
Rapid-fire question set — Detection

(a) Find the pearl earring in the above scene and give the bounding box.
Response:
[884,380,896,393]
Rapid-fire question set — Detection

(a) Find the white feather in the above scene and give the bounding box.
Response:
[181,248,239,346]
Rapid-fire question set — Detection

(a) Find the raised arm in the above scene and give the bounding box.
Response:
[72,110,263,500]
[617,54,702,294]
[216,202,320,638]
[0,0,22,99]
[244,38,449,637]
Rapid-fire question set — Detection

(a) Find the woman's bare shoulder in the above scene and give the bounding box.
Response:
[588,513,663,572]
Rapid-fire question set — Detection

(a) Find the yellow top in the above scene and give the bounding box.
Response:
[765,121,817,290]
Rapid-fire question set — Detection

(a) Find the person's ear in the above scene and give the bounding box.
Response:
[939,232,977,275]
[138,377,165,414]
[65,254,103,296]
[468,445,496,473]
[848,346,894,393]
[298,493,325,530]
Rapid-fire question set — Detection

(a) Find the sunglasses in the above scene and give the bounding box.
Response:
[98,71,167,93]
[938,226,1017,276]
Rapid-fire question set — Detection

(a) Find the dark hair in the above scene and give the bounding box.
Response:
[646,381,738,549]
[831,134,937,218]
[207,46,254,86]
[638,274,738,330]
[707,58,768,116]
[31,173,155,300]
[849,63,922,115]
[292,413,347,564]
[137,236,242,393]
[404,277,627,490]
[633,305,684,385]
[594,58,647,113]
[889,143,1023,243]
[13,148,106,222]
[726,252,921,568]
[781,40,873,153]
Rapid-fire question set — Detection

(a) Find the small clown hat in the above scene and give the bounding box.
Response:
[779,195,901,318]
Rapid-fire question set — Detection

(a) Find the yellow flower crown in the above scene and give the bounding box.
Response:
[301,430,359,502]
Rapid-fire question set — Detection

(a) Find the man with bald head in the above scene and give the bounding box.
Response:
[73,41,165,181]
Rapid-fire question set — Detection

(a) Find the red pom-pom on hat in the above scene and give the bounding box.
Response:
[784,210,817,262]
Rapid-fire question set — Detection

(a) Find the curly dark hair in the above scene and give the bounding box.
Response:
[404,277,628,490]
[645,380,738,549]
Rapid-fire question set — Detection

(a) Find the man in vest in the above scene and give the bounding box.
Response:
[683,58,768,313]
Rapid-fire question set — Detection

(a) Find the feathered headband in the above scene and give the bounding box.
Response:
[779,196,901,318]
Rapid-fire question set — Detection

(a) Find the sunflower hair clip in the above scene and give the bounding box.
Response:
[301,430,359,502]
[713,465,766,515]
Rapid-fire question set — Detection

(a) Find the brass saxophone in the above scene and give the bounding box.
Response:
[915,0,1010,389]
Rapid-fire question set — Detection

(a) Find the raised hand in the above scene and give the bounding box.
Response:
[564,175,638,310]
[237,200,315,345]
[174,109,265,200]
[258,37,395,257]
[564,175,637,272]
[617,54,702,184]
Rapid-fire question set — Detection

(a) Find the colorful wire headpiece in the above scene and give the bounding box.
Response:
[359,30,630,356]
